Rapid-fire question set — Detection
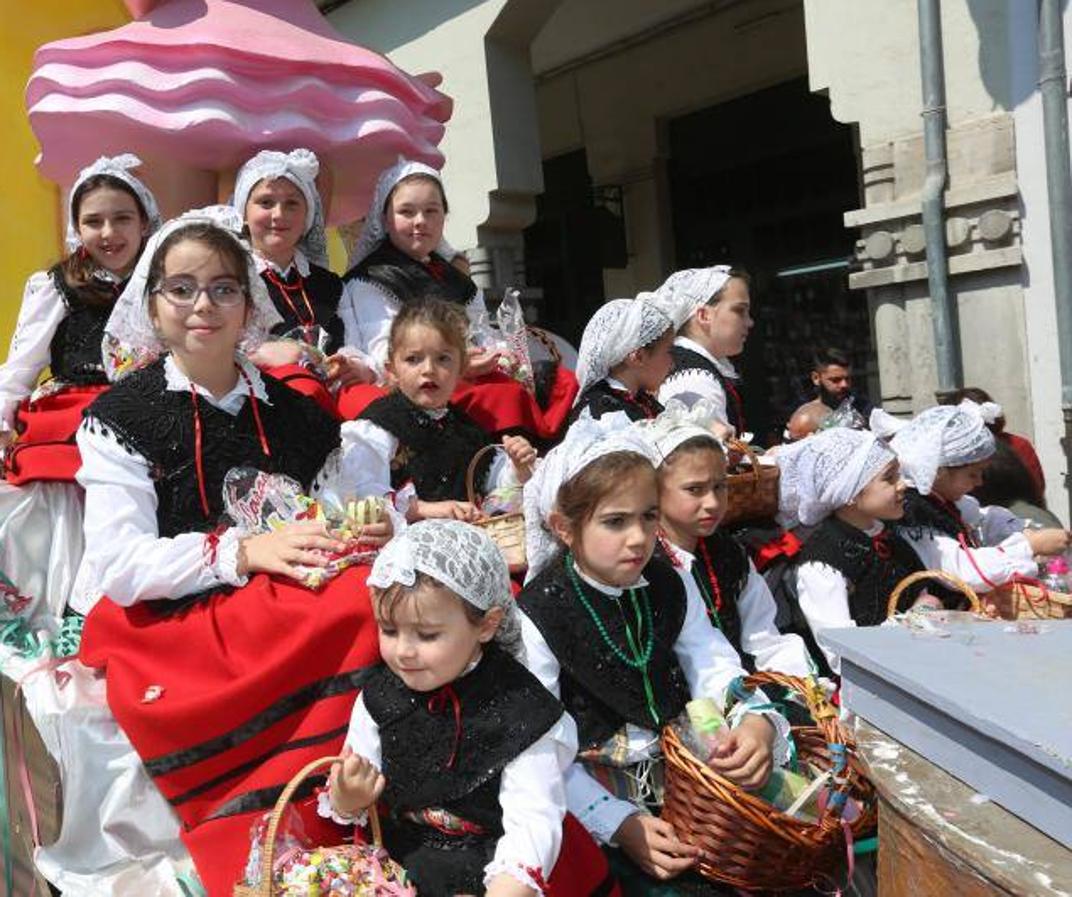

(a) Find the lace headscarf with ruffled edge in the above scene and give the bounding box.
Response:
[101,206,283,381]
[870,399,999,496]
[572,295,673,402]
[65,153,162,252]
[776,427,896,527]
[346,157,458,271]
[231,148,329,269]
[649,265,733,332]
[368,519,524,661]
[632,398,724,466]
[523,411,659,582]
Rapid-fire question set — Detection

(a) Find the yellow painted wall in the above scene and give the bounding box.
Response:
[2,2,131,344]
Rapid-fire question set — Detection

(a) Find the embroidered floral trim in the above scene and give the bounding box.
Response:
[484,859,550,895]
[210,527,249,587]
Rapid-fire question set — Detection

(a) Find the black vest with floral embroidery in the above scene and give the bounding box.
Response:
[47,264,118,385]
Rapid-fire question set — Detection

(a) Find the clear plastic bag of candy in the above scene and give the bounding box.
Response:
[493,288,536,393]
[280,324,331,380]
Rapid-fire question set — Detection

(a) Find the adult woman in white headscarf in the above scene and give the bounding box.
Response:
[74,206,394,896]
[871,401,1070,592]
[650,266,752,439]
[778,427,954,676]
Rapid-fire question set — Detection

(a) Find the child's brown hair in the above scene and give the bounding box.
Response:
[372,573,485,626]
[659,435,725,474]
[385,173,449,214]
[146,223,252,314]
[554,451,656,539]
[388,296,469,364]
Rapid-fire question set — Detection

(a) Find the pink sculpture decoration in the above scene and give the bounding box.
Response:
[26,0,452,224]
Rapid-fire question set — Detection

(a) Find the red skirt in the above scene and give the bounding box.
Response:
[4,384,107,485]
[337,370,578,442]
[261,363,340,419]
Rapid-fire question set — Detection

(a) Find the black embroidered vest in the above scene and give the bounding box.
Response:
[358,392,493,502]
[666,344,744,433]
[84,358,340,536]
[517,555,690,749]
[47,264,117,385]
[695,531,750,661]
[362,644,562,830]
[896,488,980,547]
[262,263,346,354]
[343,239,477,305]
[566,379,664,427]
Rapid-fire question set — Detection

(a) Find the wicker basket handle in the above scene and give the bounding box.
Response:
[257,756,383,896]
[886,570,981,619]
[726,438,761,489]
[466,443,503,507]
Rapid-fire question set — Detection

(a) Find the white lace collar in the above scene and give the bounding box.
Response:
[674,336,739,380]
[661,537,695,570]
[93,267,125,285]
[575,563,649,597]
[255,248,310,279]
[163,354,272,408]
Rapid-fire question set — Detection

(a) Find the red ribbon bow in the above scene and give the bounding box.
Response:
[428,683,463,769]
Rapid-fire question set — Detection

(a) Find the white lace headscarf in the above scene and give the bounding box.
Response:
[870,400,999,495]
[368,519,523,661]
[633,398,724,466]
[524,411,658,581]
[776,428,896,526]
[650,265,733,331]
[66,153,162,252]
[101,206,283,381]
[347,157,457,270]
[573,296,673,401]
[232,148,329,269]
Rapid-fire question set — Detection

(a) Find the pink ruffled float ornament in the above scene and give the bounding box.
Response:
[26,0,451,224]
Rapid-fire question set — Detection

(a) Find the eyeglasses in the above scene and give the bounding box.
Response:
[152,277,247,307]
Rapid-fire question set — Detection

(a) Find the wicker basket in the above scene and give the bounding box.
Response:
[660,671,876,891]
[722,439,780,526]
[467,444,527,573]
[885,569,984,619]
[982,577,1072,620]
[234,756,406,897]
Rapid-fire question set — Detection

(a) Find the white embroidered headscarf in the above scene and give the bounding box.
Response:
[524,411,658,581]
[347,157,457,270]
[101,206,283,381]
[66,153,162,252]
[776,428,896,526]
[573,296,673,400]
[633,398,724,466]
[232,148,329,269]
[368,519,523,661]
[650,265,733,331]
[870,400,999,495]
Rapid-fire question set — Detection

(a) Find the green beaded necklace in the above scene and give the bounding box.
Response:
[565,552,661,726]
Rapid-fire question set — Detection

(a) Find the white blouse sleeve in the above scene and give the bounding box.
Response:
[658,370,729,424]
[902,529,1037,591]
[338,279,397,382]
[485,712,575,893]
[519,611,638,846]
[71,420,247,612]
[334,419,398,499]
[737,563,816,678]
[0,272,69,431]
[317,693,382,825]
[794,562,854,675]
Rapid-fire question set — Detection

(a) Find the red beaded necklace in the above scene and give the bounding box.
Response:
[264,268,316,326]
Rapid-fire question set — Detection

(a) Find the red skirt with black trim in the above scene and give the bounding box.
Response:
[261,363,340,420]
[4,384,108,485]
[337,369,578,443]
[79,565,616,897]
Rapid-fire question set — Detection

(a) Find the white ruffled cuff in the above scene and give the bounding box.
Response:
[315,789,367,827]
[483,859,550,895]
[209,528,250,588]
[391,483,418,519]
[0,397,21,434]
[727,687,792,768]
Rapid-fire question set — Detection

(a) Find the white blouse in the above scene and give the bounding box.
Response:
[657,336,739,428]
[338,277,488,382]
[663,540,816,679]
[0,272,72,431]
[322,663,577,893]
[519,567,790,846]
[71,356,382,614]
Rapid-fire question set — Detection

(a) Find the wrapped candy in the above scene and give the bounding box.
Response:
[493,288,536,393]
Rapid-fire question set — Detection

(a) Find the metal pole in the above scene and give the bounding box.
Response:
[1038,0,1072,511]
[917,0,961,397]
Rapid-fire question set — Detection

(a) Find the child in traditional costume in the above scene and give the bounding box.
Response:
[75,207,390,896]
[652,267,752,438]
[637,403,815,677]
[567,297,674,426]
[323,519,615,897]
[872,401,1070,591]
[517,415,789,894]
